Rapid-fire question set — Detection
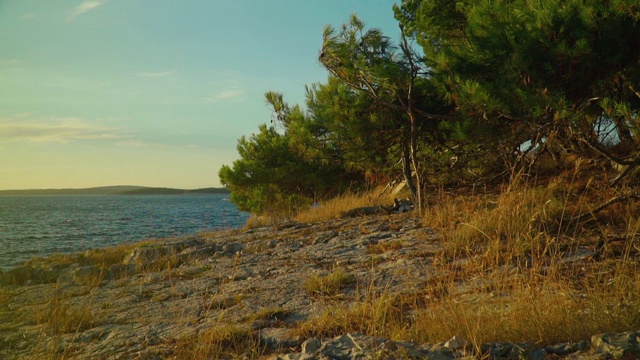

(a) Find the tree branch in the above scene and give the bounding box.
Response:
[573,194,640,222]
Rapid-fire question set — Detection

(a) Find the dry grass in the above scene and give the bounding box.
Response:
[365,240,404,254]
[242,186,396,228]
[173,324,268,359]
[32,290,99,334]
[2,240,154,286]
[293,173,640,351]
[293,292,410,340]
[296,186,395,223]
[244,214,275,229]
[295,249,640,352]
[7,170,640,357]
[0,288,15,308]
[27,241,149,269]
[133,252,183,274]
[303,269,357,298]
[408,259,640,347]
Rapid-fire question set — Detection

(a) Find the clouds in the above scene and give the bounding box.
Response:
[0,59,20,67]
[136,71,175,78]
[66,0,109,23]
[0,117,129,144]
[203,89,247,104]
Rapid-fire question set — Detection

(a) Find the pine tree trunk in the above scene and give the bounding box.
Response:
[402,142,418,206]
[408,111,423,213]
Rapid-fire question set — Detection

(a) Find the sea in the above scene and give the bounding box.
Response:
[0,194,250,270]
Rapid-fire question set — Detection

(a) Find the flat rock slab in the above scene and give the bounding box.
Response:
[0,214,638,359]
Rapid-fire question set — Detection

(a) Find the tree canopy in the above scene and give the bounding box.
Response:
[221,1,640,215]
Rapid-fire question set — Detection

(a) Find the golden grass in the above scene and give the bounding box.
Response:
[7,170,640,357]
[32,293,99,334]
[133,252,183,274]
[246,307,292,323]
[0,288,15,308]
[411,262,640,347]
[294,254,640,350]
[26,241,150,269]
[293,292,410,340]
[244,214,274,229]
[295,186,394,223]
[303,269,357,298]
[293,174,640,351]
[241,186,395,228]
[426,179,584,268]
[173,324,267,359]
[365,240,404,254]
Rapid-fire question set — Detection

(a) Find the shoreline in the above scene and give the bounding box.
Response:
[0,193,247,271]
[1,213,639,359]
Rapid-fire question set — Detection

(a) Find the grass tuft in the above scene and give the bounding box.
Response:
[173,324,267,359]
[295,187,394,223]
[33,295,99,334]
[303,269,357,298]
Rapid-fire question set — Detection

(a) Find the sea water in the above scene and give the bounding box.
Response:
[0,194,249,270]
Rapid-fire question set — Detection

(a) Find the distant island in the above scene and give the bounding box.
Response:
[0,186,230,196]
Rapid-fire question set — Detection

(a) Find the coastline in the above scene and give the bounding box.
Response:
[0,186,230,196]
[1,213,638,359]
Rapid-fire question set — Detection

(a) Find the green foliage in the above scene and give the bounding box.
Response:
[222,1,640,216]
[220,125,317,214]
[219,91,365,215]
[398,0,640,161]
[304,77,402,178]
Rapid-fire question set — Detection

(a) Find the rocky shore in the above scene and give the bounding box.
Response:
[0,213,638,359]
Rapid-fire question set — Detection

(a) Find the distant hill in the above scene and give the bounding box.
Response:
[0,186,230,196]
[116,187,230,195]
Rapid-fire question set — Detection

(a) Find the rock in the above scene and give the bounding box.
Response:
[268,354,305,360]
[318,333,383,358]
[546,341,589,356]
[222,242,244,256]
[527,347,547,360]
[590,331,640,358]
[301,337,321,353]
[3,213,640,360]
[392,198,414,213]
[444,335,470,351]
[260,327,301,349]
[281,333,433,359]
[481,342,523,359]
[124,237,203,265]
[124,246,169,265]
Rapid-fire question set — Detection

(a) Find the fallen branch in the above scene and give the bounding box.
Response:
[573,194,640,222]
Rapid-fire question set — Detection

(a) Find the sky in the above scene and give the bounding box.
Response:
[0,0,401,190]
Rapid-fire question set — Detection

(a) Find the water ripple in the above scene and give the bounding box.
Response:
[0,194,249,270]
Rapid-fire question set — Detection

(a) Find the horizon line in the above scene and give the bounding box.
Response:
[0,185,227,192]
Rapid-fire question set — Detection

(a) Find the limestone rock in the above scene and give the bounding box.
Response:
[2,213,639,360]
[260,327,301,350]
[590,331,640,358]
[301,337,321,353]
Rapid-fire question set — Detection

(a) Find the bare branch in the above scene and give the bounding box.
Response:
[574,194,640,222]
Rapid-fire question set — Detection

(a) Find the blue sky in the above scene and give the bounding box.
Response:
[0,0,401,190]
